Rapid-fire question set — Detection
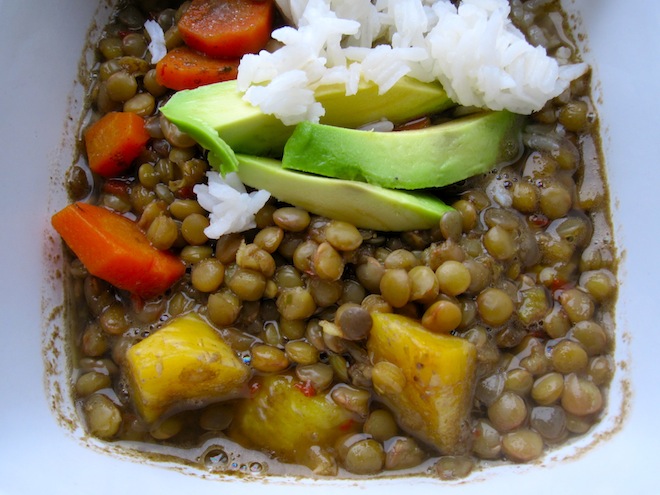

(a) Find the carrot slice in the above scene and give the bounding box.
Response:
[177,0,274,58]
[155,46,240,90]
[84,111,150,178]
[51,202,186,299]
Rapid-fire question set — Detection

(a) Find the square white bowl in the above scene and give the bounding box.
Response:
[1,1,658,493]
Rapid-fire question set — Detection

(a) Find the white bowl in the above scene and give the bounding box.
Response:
[1,1,658,493]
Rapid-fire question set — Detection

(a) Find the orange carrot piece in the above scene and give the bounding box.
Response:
[178,0,273,58]
[84,112,150,178]
[51,202,185,299]
[155,46,240,90]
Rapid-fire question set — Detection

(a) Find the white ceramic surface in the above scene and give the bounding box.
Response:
[1,1,658,493]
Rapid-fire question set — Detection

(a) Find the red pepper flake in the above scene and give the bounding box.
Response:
[338,419,355,432]
[249,381,261,397]
[550,278,574,293]
[176,185,196,199]
[294,380,316,397]
[529,328,549,339]
[102,178,131,198]
[550,279,565,292]
[529,213,549,228]
[395,116,431,131]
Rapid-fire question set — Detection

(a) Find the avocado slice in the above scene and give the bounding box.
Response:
[282,111,524,190]
[235,154,453,231]
[159,77,454,175]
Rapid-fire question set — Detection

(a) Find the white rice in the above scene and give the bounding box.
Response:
[238,0,588,122]
[193,172,271,238]
[144,20,167,64]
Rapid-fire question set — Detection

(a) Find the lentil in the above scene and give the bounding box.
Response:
[379,268,411,308]
[501,429,544,462]
[433,455,474,480]
[250,344,290,373]
[550,339,589,374]
[150,416,183,440]
[207,289,241,327]
[531,372,565,405]
[435,260,471,296]
[191,258,225,292]
[75,371,112,397]
[83,394,122,439]
[487,391,527,432]
[422,299,463,334]
[296,363,334,392]
[477,288,514,327]
[385,437,426,470]
[325,220,363,251]
[364,409,398,443]
[371,361,406,395]
[284,340,319,365]
[342,438,385,475]
[471,420,501,459]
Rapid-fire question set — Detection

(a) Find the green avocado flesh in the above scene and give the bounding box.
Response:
[235,155,453,231]
[282,111,524,190]
[159,78,454,175]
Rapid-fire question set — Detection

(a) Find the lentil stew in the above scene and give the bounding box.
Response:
[55,0,618,479]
